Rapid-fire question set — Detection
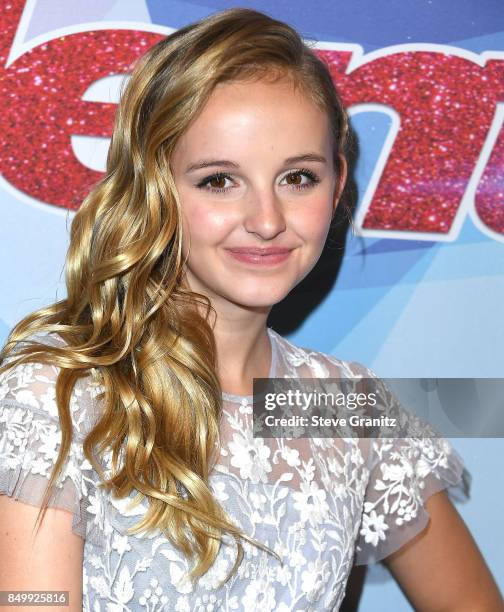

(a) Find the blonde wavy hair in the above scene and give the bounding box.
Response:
[0,7,349,582]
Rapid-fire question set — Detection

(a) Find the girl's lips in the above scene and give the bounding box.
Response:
[225,247,294,265]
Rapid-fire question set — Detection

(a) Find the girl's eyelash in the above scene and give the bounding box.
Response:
[195,168,321,194]
[196,172,233,193]
[294,168,321,188]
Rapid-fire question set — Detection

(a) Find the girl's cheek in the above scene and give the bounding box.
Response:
[292,202,332,234]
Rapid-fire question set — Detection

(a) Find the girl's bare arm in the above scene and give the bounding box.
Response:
[383,490,504,611]
[0,494,84,612]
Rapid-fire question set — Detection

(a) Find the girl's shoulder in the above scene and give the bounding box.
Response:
[0,329,101,439]
[265,332,472,566]
[0,330,97,542]
[268,326,374,380]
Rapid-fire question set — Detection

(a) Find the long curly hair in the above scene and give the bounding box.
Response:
[0,7,349,582]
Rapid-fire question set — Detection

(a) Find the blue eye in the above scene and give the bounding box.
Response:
[195,168,321,194]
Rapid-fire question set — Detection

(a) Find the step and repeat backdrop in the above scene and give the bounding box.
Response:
[0,0,502,608]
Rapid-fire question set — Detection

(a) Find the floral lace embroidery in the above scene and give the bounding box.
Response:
[0,330,470,611]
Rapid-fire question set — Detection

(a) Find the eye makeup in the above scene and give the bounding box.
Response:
[195,168,321,194]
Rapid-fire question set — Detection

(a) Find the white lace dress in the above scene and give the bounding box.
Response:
[0,328,470,611]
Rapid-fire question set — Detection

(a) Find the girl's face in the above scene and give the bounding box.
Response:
[171,76,346,310]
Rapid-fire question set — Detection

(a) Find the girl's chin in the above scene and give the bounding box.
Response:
[225,288,292,308]
[186,273,297,306]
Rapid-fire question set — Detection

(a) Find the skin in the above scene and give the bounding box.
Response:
[0,500,83,611]
[1,75,502,610]
[383,490,503,610]
[171,76,346,396]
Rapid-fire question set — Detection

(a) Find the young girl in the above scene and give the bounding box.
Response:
[0,8,502,611]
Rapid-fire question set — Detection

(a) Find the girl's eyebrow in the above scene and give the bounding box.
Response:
[185,153,327,174]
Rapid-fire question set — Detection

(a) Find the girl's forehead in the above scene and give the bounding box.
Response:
[179,82,330,141]
[208,75,310,106]
[169,78,333,170]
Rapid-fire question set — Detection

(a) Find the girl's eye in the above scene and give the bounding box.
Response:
[282,168,321,191]
[195,167,321,194]
[196,172,234,193]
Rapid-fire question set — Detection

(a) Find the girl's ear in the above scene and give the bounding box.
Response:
[332,154,348,218]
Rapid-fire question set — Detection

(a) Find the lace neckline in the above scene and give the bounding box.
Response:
[221,326,278,404]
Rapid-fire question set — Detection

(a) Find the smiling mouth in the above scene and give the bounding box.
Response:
[225,247,294,265]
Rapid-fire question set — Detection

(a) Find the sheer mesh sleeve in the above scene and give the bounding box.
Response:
[352,365,472,566]
[0,336,91,541]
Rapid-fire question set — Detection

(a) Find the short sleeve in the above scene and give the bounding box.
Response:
[0,336,91,541]
[352,366,472,566]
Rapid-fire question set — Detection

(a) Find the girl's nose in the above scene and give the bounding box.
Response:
[243,188,287,240]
